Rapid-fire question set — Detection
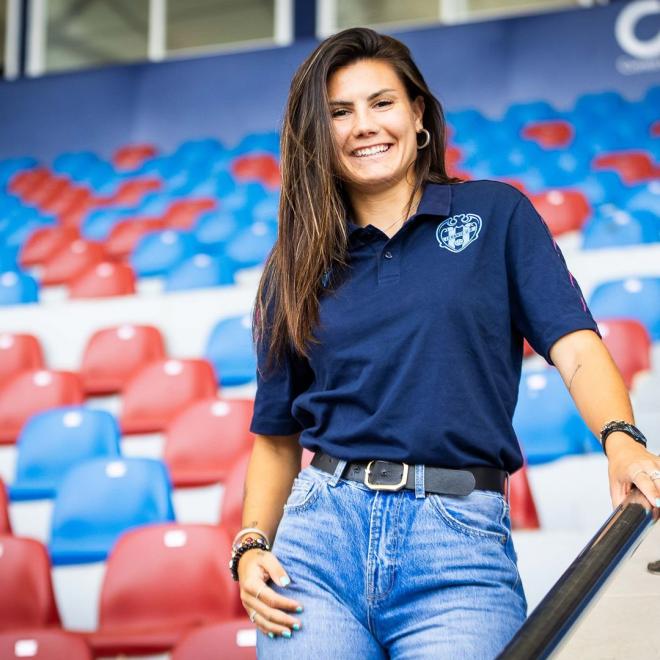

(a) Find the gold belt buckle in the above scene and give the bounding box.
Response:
[364,460,409,491]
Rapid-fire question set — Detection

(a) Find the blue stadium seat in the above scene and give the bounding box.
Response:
[130,229,199,277]
[503,100,559,128]
[193,209,240,252]
[164,253,235,291]
[204,315,256,386]
[232,131,280,156]
[582,209,660,249]
[49,457,175,565]
[513,369,598,465]
[81,208,135,241]
[0,269,38,305]
[588,277,660,341]
[0,157,38,187]
[10,407,121,501]
[626,182,660,216]
[52,151,99,180]
[224,221,277,270]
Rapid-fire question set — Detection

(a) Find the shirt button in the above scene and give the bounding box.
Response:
[384,251,393,259]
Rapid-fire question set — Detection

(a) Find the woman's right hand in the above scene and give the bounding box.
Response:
[238,547,304,638]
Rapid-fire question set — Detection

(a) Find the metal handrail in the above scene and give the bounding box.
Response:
[497,490,658,660]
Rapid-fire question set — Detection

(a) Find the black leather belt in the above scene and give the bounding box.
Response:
[311,451,507,496]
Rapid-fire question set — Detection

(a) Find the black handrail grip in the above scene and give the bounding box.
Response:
[498,491,657,660]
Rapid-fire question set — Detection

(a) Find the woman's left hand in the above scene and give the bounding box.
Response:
[606,434,660,509]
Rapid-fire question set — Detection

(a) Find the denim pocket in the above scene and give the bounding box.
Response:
[282,474,323,514]
[428,489,509,543]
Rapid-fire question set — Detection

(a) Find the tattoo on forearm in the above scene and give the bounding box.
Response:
[568,363,582,392]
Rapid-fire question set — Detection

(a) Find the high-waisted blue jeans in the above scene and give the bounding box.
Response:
[256,460,527,659]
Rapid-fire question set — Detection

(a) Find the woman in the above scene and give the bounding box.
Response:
[231,27,660,659]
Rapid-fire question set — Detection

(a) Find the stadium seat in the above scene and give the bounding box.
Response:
[171,619,257,660]
[130,229,199,277]
[528,189,590,236]
[588,277,660,341]
[218,451,250,539]
[113,144,158,171]
[80,324,167,395]
[49,457,175,565]
[87,523,238,656]
[231,154,280,189]
[40,239,107,286]
[193,209,240,253]
[596,318,651,390]
[520,119,573,149]
[10,407,121,501]
[120,359,217,434]
[19,226,80,267]
[105,216,167,259]
[68,260,136,298]
[163,198,217,230]
[0,270,38,305]
[593,150,660,185]
[582,209,659,250]
[513,369,599,465]
[164,398,254,487]
[104,178,162,206]
[508,466,540,530]
[0,630,93,660]
[0,535,60,630]
[0,480,10,533]
[0,370,84,444]
[0,332,45,389]
[204,315,256,386]
[225,222,277,270]
[164,253,235,291]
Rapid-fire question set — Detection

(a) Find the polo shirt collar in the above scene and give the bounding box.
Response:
[346,182,452,236]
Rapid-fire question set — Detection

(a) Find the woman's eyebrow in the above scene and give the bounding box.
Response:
[329,88,396,106]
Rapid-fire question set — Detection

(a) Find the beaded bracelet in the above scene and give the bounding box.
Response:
[229,536,271,581]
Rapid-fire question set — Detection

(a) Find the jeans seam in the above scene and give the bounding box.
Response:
[428,495,507,542]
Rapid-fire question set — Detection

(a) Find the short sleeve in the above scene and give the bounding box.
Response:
[506,194,600,365]
[249,317,314,437]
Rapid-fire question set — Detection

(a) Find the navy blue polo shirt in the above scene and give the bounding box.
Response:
[249,180,599,473]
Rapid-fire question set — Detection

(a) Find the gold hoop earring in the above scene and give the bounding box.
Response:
[417,128,430,150]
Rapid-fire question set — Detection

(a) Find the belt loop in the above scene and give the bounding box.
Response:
[414,464,425,499]
[505,472,511,506]
[329,458,348,487]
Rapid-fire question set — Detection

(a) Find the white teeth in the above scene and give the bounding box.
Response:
[352,144,391,157]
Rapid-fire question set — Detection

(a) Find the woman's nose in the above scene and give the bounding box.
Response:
[352,107,379,137]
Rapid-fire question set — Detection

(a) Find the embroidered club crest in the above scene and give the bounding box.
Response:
[436,213,482,253]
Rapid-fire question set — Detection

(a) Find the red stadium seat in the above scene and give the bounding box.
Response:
[102,178,162,206]
[0,480,10,533]
[528,189,591,236]
[172,619,257,660]
[592,150,660,185]
[219,451,250,541]
[120,359,217,434]
[597,318,651,390]
[164,398,254,487]
[19,226,80,267]
[41,239,107,286]
[87,524,238,656]
[80,324,167,395]
[27,176,69,208]
[0,370,84,444]
[508,466,540,530]
[105,217,167,259]
[521,120,574,148]
[0,332,45,390]
[0,535,61,630]
[231,154,280,189]
[113,144,158,171]
[164,199,217,230]
[0,630,92,660]
[68,261,136,299]
[8,167,50,197]
[40,186,93,217]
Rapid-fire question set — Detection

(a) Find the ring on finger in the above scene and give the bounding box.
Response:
[256,585,265,601]
[249,609,257,623]
[650,470,660,480]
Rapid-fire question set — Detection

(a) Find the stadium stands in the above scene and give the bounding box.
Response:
[171,619,257,660]
[0,535,61,630]
[10,407,121,501]
[204,315,256,386]
[87,523,238,656]
[597,318,651,390]
[68,260,136,298]
[164,397,254,487]
[49,457,175,565]
[80,324,167,395]
[0,332,45,389]
[0,630,93,660]
[119,358,217,433]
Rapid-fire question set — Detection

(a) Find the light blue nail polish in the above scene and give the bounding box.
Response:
[655,497,660,508]
[282,630,292,638]
[268,632,274,639]
[293,623,300,631]
[296,605,303,613]
[279,576,290,587]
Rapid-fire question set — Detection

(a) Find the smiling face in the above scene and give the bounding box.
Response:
[327,58,425,195]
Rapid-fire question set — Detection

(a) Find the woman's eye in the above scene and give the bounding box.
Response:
[375,100,392,108]
[332,109,348,118]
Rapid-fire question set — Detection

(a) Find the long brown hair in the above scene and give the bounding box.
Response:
[253,27,463,373]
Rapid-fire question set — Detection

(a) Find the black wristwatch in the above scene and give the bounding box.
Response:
[600,420,647,457]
